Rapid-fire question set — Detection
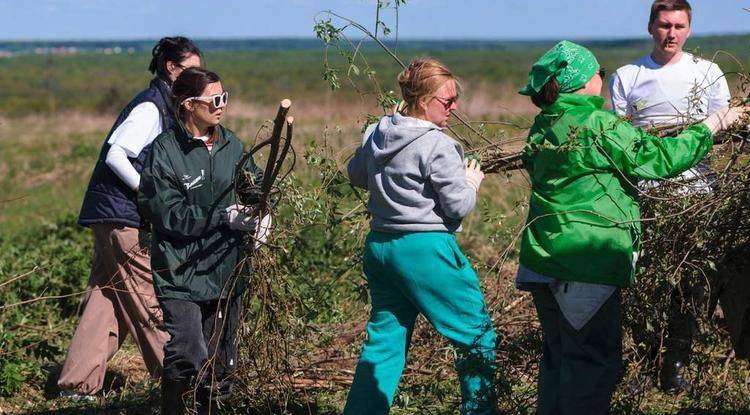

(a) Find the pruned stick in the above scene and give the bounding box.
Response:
[483,151,524,174]
[654,121,748,144]
[502,293,529,313]
[271,116,294,181]
[261,99,291,184]
[233,99,291,197]
[259,99,291,211]
[451,111,494,146]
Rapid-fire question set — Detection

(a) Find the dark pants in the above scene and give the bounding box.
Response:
[160,295,242,403]
[529,285,622,415]
[664,278,708,364]
[628,276,709,375]
[718,248,750,358]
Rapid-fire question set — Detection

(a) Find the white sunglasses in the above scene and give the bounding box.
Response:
[181,91,229,108]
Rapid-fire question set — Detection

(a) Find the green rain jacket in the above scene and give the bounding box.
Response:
[520,93,713,287]
[138,125,262,301]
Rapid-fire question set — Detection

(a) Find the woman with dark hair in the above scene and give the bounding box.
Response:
[139,67,266,414]
[516,40,748,414]
[58,36,202,399]
[344,58,496,415]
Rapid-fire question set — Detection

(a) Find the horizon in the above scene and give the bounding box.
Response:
[1,31,748,45]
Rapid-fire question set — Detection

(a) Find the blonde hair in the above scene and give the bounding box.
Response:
[397,57,459,116]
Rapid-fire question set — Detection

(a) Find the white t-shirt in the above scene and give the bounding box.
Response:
[610,52,730,127]
[104,102,163,191]
[610,52,730,193]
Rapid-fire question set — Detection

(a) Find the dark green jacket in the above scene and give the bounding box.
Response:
[520,93,713,287]
[138,124,261,301]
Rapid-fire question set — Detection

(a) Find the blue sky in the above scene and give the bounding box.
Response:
[1,0,748,41]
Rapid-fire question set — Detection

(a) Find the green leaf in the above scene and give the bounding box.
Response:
[322,66,340,91]
[313,19,341,44]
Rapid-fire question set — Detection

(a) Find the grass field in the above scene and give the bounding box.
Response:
[1,35,750,414]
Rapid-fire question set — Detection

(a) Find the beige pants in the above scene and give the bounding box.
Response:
[57,224,169,394]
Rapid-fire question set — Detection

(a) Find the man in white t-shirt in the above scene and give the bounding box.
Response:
[611,0,730,192]
[609,0,731,394]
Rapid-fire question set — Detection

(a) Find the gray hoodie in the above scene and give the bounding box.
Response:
[347,113,477,232]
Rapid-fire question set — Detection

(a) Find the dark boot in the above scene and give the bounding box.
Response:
[195,386,219,415]
[161,378,190,415]
[660,281,702,394]
[660,359,691,394]
[196,393,219,415]
[660,328,693,394]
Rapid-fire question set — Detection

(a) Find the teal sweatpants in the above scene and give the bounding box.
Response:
[344,231,497,415]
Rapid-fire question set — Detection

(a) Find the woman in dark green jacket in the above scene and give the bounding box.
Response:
[138,67,266,415]
[516,41,748,415]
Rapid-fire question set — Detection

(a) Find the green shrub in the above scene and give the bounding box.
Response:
[0,214,91,397]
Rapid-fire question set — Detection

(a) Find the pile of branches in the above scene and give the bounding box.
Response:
[619,120,750,406]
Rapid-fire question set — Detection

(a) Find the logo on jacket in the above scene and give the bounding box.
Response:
[183,169,205,190]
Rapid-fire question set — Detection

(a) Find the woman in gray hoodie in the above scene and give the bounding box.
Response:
[344,58,496,415]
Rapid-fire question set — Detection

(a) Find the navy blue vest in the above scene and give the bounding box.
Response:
[78,78,176,228]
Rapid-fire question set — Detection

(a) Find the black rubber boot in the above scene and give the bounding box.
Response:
[195,383,224,415]
[659,281,704,394]
[660,359,691,394]
[660,317,694,394]
[196,394,219,415]
[161,378,190,415]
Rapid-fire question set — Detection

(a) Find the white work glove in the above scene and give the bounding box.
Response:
[253,214,273,250]
[464,158,485,192]
[225,204,258,231]
[702,106,750,134]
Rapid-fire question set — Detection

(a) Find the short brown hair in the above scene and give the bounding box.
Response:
[397,57,460,116]
[649,0,692,26]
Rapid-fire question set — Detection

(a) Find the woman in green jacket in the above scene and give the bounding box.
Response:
[516,41,747,414]
[138,67,266,415]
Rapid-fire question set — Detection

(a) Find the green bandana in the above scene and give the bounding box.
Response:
[519,40,599,96]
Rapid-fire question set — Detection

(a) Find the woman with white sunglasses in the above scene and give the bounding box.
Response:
[139,67,267,414]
